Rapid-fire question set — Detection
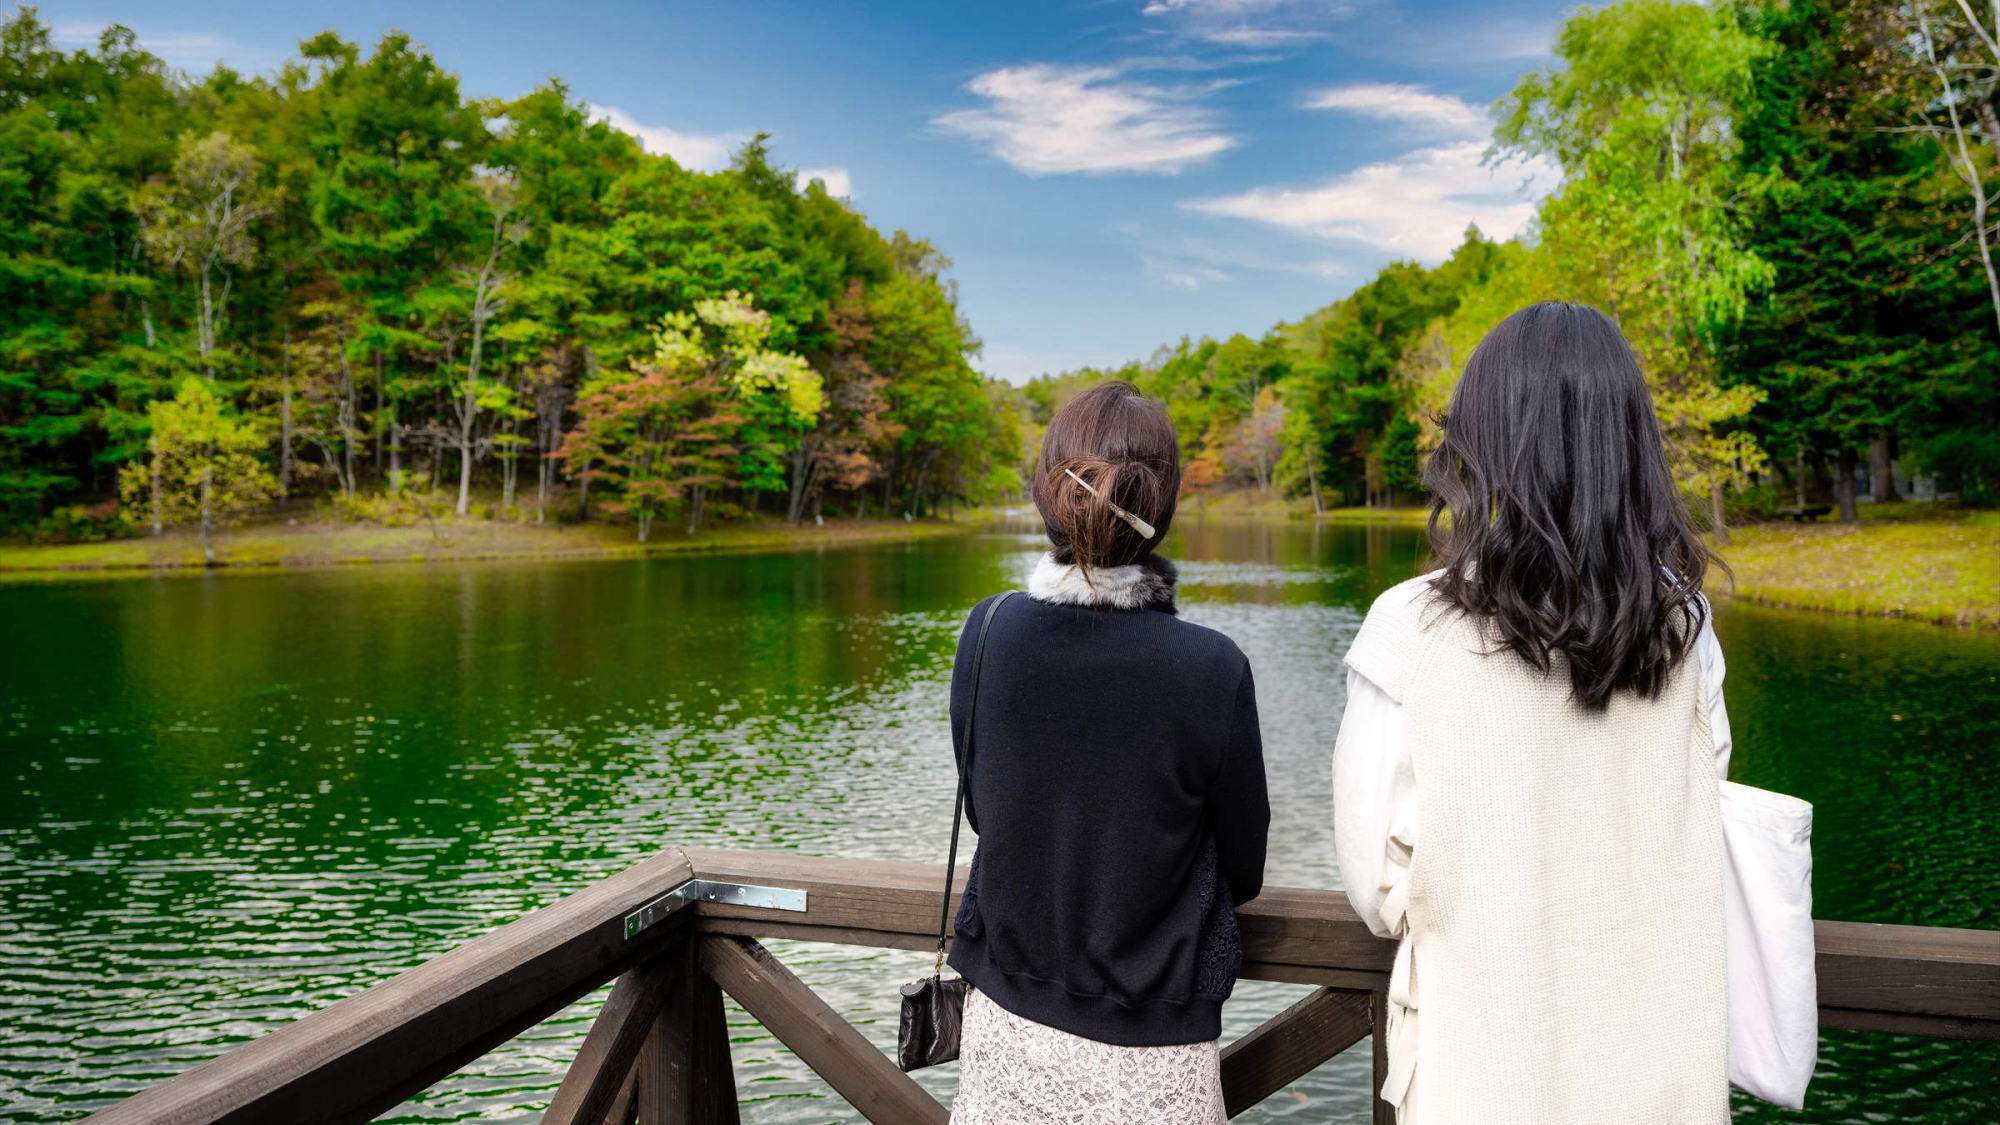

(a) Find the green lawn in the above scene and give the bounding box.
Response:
[1712,506,2000,629]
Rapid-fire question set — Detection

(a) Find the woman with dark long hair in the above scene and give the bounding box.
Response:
[946,380,1269,1124]
[1332,302,1815,1122]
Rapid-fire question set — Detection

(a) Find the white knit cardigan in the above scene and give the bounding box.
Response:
[1339,574,1730,1124]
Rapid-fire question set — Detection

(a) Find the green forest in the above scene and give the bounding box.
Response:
[2,0,1997,552]
[1027,0,2000,539]
[0,6,1017,548]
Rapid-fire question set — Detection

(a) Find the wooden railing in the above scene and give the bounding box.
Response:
[90,847,2000,1124]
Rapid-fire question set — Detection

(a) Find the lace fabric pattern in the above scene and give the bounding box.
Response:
[950,990,1227,1124]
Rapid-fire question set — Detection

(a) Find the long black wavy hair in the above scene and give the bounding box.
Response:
[1423,302,1720,709]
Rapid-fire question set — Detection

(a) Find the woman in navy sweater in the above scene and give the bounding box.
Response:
[946,380,1269,1123]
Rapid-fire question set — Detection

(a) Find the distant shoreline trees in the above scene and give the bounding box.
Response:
[1026,0,1999,519]
[0,8,1019,542]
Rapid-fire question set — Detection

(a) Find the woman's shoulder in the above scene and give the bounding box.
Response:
[1343,571,1445,703]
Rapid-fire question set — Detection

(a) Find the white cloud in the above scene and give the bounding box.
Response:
[1183,142,1557,260]
[1304,83,1490,139]
[796,167,853,198]
[1141,0,1287,14]
[1139,0,1351,49]
[586,103,747,172]
[934,64,1237,176]
[1203,27,1330,46]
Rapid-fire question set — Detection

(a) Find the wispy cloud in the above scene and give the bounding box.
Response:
[586,103,747,172]
[1364,15,1555,66]
[52,21,279,74]
[1304,83,1490,139]
[934,64,1236,176]
[1139,0,1351,50]
[1117,221,1352,291]
[1183,141,1556,260]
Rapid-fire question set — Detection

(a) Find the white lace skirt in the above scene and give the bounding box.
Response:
[951,990,1227,1124]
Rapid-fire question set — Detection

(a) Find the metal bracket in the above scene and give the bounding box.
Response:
[624,879,808,940]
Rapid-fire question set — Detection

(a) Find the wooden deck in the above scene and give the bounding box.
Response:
[89,847,2000,1124]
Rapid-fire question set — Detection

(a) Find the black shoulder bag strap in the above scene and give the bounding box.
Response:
[934,589,1015,975]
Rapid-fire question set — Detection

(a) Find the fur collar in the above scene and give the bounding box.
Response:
[1027,552,1177,613]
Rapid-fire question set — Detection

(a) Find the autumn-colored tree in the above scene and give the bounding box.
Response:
[559,294,819,539]
[788,280,900,521]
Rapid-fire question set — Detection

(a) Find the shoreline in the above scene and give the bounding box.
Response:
[1709,507,1999,632]
[1705,512,1999,632]
[0,516,975,581]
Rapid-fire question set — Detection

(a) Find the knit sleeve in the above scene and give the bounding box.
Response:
[1209,659,1270,907]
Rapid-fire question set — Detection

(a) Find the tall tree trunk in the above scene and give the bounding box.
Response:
[149,436,164,536]
[374,353,386,482]
[1921,5,2000,334]
[199,467,215,565]
[197,264,215,375]
[687,485,706,534]
[787,443,819,524]
[279,338,294,497]
[1709,480,1730,546]
[388,414,403,490]
[536,416,552,525]
[457,435,473,515]
[341,353,357,496]
[1835,448,1860,523]
[1305,446,1324,516]
[1869,434,1897,502]
[1794,448,1807,509]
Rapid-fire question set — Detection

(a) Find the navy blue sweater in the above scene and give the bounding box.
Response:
[945,559,1269,1046]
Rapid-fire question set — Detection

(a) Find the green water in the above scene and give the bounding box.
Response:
[1,520,1993,1122]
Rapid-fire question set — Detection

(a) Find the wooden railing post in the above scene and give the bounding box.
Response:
[1218,986,1371,1117]
[543,947,678,1125]
[701,935,948,1125]
[634,936,738,1125]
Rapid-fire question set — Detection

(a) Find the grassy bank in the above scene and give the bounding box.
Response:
[0,515,971,579]
[1711,504,2000,630]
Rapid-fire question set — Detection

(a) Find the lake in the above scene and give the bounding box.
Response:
[1,517,1994,1122]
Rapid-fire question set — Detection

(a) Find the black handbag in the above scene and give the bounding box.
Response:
[897,589,1014,1072]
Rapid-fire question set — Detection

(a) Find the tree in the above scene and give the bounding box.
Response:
[118,378,276,562]
[1497,0,1774,541]
[135,131,270,374]
[436,179,524,515]
[1913,0,2000,334]
[788,280,898,521]
[558,294,819,539]
[1724,0,1978,521]
[0,13,1024,534]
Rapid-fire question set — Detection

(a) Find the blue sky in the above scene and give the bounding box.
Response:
[44,0,1570,383]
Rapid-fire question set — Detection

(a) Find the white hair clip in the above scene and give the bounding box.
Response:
[1064,467,1156,540]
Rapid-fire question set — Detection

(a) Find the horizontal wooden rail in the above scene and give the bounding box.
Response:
[93,845,2000,1125]
[685,848,2000,1040]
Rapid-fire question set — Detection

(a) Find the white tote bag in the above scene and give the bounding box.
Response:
[1720,779,1818,1109]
